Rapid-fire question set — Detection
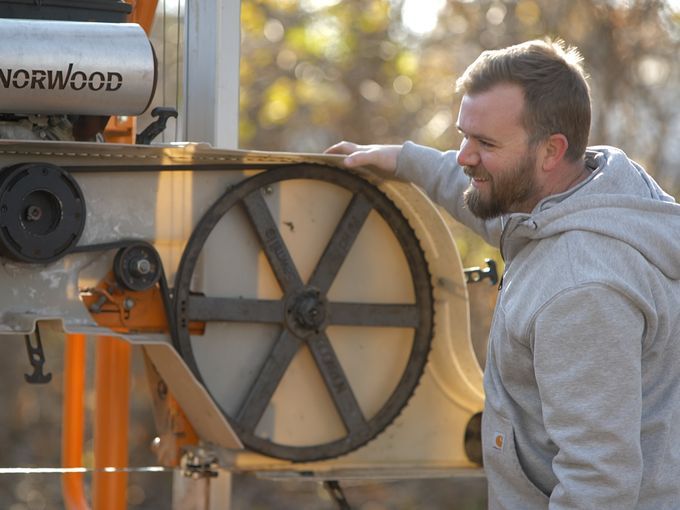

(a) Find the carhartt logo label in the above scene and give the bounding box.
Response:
[494,432,505,450]
[0,64,123,92]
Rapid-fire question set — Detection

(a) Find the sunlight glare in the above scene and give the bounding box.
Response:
[401,0,446,35]
[300,0,341,12]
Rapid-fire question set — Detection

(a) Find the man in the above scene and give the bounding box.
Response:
[326,39,680,509]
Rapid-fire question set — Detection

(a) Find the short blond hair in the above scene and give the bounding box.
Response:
[456,39,591,161]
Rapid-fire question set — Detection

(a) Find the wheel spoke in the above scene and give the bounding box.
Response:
[327,302,420,328]
[187,296,284,323]
[237,329,302,430]
[242,190,303,293]
[309,192,373,293]
[306,332,367,434]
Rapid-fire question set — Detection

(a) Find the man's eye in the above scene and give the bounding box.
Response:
[480,140,494,148]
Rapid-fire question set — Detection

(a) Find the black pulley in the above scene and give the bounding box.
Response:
[0,162,85,263]
[113,243,162,291]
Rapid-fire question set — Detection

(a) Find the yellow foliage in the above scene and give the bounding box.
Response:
[259,78,296,126]
[261,0,299,13]
[358,0,390,33]
[240,59,253,85]
[295,80,321,105]
[515,0,541,26]
[241,2,266,33]
[239,118,257,144]
[304,18,341,58]
[396,51,419,76]
[285,26,308,54]
[252,47,275,68]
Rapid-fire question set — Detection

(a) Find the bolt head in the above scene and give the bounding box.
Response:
[25,205,42,221]
[135,258,152,275]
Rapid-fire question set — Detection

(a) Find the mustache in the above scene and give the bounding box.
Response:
[463,166,491,180]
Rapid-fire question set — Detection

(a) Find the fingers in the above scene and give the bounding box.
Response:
[343,150,379,169]
[324,141,361,155]
[324,141,401,174]
[324,140,373,169]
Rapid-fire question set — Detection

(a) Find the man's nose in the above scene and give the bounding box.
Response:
[457,139,480,167]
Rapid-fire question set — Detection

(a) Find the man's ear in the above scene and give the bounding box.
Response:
[541,133,569,171]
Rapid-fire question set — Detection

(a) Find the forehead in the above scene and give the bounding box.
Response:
[457,83,527,141]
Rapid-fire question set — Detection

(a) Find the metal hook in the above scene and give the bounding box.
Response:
[24,324,52,384]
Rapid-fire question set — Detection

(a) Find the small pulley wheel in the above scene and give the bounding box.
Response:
[113,243,162,291]
[0,162,85,263]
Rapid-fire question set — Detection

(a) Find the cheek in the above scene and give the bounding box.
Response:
[481,148,526,179]
[478,153,501,177]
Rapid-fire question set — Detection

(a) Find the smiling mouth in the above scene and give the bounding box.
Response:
[464,167,490,183]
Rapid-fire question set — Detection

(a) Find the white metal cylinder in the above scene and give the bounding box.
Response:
[0,19,157,116]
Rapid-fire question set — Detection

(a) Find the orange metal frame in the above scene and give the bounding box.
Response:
[92,337,132,509]
[61,3,165,509]
[62,334,89,510]
[80,272,205,335]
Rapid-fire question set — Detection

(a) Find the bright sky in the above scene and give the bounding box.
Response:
[400,0,446,34]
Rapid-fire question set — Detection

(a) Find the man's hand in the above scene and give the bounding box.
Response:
[325,141,403,175]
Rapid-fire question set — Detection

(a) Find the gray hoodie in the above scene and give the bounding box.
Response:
[397,142,680,509]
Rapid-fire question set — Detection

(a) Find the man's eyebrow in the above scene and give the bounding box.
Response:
[456,124,501,145]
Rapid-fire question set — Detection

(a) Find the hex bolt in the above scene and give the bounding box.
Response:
[123,298,135,311]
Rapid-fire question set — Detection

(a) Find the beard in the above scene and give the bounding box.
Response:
[463,150,539,220]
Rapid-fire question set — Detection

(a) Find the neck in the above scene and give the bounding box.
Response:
[546,158,589,197]
[514,158,589,214]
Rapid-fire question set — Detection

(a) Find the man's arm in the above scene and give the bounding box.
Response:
[325,140,503,247]
[532,284,644,509]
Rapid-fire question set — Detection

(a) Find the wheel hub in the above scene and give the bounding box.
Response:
[285,287,327,338]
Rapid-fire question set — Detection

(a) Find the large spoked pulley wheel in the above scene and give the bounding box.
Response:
[174,165,433,462]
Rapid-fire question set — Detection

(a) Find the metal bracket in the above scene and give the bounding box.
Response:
[136,106,178,145]
[24,323,52,384]
[323,480,352,510]
[180,446,220,479]
[464,258,498,286]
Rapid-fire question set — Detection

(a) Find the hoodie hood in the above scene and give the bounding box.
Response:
[502,146,680,280]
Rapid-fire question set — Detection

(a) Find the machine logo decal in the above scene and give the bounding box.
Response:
[0,63,123,92]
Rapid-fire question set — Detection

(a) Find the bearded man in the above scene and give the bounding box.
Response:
[326,39,680,509]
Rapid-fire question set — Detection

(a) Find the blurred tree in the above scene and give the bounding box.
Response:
[240,0,680,192]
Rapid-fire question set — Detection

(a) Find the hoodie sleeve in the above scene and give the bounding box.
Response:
[395,141,503,247]
[532,284,644,509]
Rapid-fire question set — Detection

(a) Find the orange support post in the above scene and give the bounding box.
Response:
[62,334,90,510]
[128,0,159,35]
[93,336,132,510]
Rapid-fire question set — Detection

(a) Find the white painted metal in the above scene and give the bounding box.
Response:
[183,0,241,148]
